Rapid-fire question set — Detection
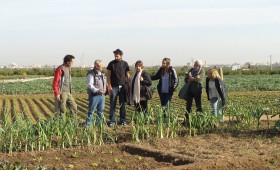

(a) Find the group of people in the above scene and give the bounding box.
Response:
[183,60,227,122]
[52,49,226,127]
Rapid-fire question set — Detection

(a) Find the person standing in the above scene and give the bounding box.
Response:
[107,49,130,126]
[52,54,77,116]
[86,59,107,126]
[206,69,226,122]
[130,60,152,113]
[185,60,205,119]
[151,58,179,109]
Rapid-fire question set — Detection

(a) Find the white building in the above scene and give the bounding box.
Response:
[231,64,241,70]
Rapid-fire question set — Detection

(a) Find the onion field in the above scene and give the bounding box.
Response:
[0,75,280,169]
[1,74,280,95]
[0,91,279,124]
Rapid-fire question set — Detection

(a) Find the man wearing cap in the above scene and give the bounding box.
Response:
[107,49,130,126]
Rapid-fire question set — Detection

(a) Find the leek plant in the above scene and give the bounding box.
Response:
[188,112,219,136]
[252,108,270,129]
[130,103,184,142]
[0,110,114,153]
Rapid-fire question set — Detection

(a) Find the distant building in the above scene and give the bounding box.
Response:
[231,64,241,70]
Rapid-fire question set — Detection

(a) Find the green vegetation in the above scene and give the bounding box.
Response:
[1,74,280,95]
[0,113,112,153]
[0,67,279,78]
[0,91,279,153]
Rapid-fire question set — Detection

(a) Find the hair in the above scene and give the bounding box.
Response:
[162,58,171,65]
[94,59,102,68]
[63,55,75,64]
[195,59,203,67]
[210,69,221,80]
[161,58,171,75]
[135,60,144,69]
[113,49,123,56]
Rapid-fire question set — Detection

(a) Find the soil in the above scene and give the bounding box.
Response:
[1,123,280,170]
[0,77,53,83]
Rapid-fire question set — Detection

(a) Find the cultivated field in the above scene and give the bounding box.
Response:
[0,75,280,169]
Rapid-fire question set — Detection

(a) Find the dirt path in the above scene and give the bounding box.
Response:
[223,114,280,121]
[0,77,53,83]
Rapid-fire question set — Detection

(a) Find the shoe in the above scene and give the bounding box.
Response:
[121,121,127,126]
[181,120,190,127]
[108,122,115,127]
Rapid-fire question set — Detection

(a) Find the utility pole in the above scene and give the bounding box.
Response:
[80,53,85,67]
[270,55,272,70]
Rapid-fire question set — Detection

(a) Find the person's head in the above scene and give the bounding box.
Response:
[113,49,123,61]
[207,69,214,78]
[63,55,75,67]
[194,60,203,69]
[161,58,171,69]
[209,69,221,80]
[134,60,144,72]
[94,59,103,71]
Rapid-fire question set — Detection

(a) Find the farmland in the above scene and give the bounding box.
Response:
[1,74,280,95]
[0,75,280,169]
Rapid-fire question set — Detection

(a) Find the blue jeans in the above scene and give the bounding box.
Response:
[159,93,172,107]
[211,97,223,120]
[86,95,105,126]
[159,93,172,119]
[109,86,126,123]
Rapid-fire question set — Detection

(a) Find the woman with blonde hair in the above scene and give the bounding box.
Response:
[206,69,227,121]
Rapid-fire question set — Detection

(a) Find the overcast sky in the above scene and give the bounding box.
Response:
[0,0,280,66]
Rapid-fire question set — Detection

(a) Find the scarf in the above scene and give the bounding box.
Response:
[130,70,142,103]
[191,68,201,77]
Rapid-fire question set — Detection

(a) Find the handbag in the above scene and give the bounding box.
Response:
[145,85,153,100]
[178,82,190,101]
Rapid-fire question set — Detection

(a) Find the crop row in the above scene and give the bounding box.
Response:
[0,92,279,124]
[0,92,279,153]
[1,74,280,95]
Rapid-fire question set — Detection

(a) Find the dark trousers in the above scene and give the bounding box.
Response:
[109,86,126,123]
[134,100,148,113]
[159,93,172,107]
[185,90,203,118]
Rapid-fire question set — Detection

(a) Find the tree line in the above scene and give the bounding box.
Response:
[0,67,280,78]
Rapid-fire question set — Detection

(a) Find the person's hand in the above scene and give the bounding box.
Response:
[108,85,112,94]
[196,75,200,79]
[56,95,60,101]
[98,89,103,95]
[222,99,226,106]
[189,77,195,81]
[140,76,144,81]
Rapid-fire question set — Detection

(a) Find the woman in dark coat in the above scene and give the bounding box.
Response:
[151,58,179,108]
[130,60,152,113]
